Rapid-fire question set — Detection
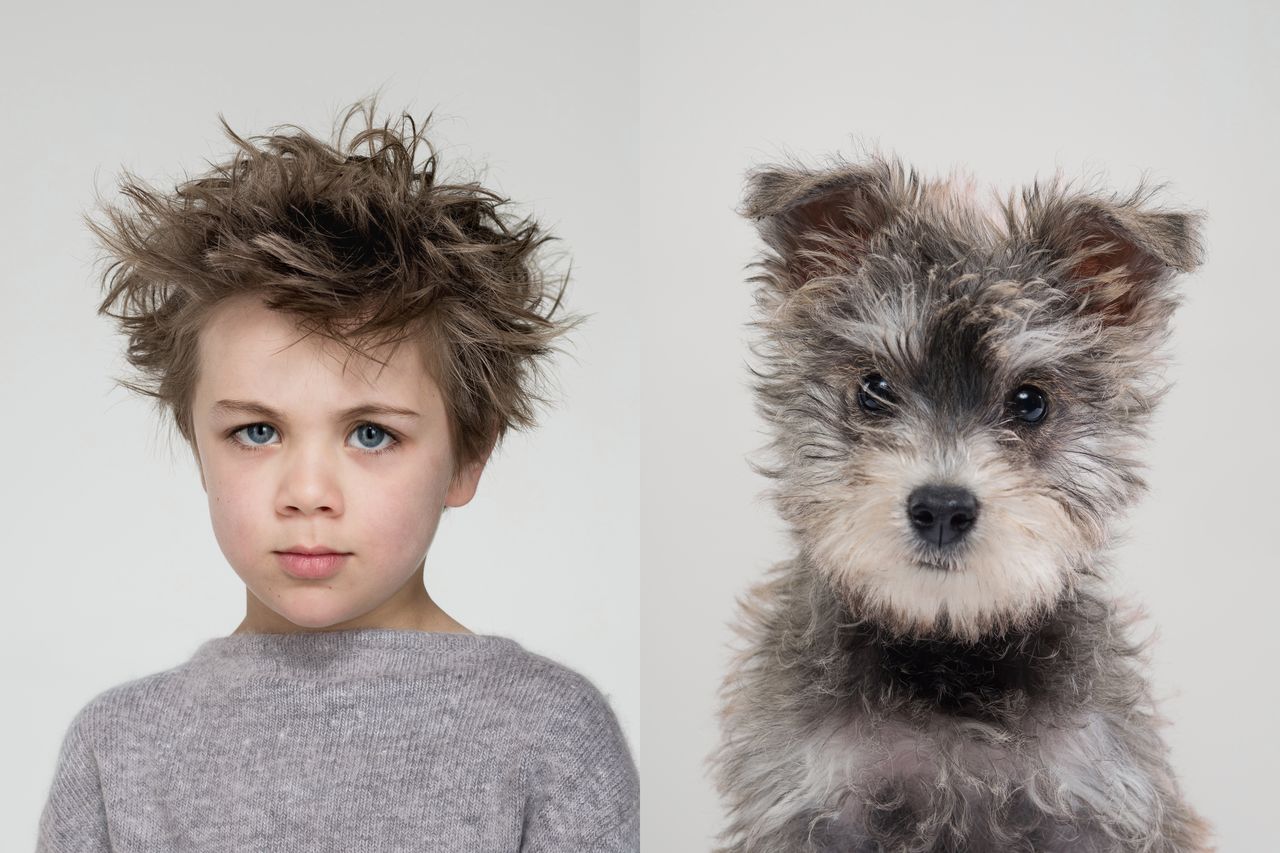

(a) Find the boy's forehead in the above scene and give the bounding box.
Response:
[196,295,436,406]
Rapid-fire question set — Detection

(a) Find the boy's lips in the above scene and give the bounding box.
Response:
[276,550,349,580]
[279,544,348,556]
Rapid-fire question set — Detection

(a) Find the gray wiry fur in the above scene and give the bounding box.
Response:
[711,151,1213,852]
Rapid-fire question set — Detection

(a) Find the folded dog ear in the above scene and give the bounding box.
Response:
[1025,182,1205,328]
[742,156,914,289]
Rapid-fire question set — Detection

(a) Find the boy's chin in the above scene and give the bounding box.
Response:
[243,585,367,632]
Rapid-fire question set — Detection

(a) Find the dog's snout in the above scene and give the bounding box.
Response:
[906,485,978,547]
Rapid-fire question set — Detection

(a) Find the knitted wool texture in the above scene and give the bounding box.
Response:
[36,629,639,852]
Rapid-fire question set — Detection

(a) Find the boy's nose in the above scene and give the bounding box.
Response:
[906,485,978,547]
[278,461,343,515]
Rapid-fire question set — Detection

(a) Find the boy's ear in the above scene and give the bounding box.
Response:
[444,443,493,509]
[742,154,916,289]
[1023,182,1205,328]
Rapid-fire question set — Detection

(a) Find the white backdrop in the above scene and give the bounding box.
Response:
[3,1,1276,851]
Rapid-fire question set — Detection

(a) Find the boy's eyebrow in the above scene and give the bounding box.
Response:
[211,399,421,421]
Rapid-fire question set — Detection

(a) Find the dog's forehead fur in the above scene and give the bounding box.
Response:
[770,244,1094,442]
[784,169,1078,344]
[747,153,1201,438]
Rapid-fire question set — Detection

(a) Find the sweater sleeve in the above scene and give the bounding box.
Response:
[35,703,112,853]
[519,673,639,853]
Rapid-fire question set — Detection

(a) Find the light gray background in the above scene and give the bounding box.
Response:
[640,2,1276,852]
[3,1,1277,851]
[0,3,643,847]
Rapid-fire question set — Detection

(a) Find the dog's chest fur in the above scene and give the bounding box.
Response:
[717,566,1177,850]
[781,612,1163,849]
[797,707,1156,846]
[870,629,1058,721]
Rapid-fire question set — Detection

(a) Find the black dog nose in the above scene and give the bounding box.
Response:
[906,485,979,547]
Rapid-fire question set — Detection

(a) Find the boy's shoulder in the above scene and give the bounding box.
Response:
[58,662,189,744]
[483,638,620,714]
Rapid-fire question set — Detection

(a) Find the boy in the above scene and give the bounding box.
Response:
[36,98,639,851]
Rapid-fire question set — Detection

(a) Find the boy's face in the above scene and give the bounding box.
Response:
[189,294,486,632]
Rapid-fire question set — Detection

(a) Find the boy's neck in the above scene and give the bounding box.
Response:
[233,581,470,636]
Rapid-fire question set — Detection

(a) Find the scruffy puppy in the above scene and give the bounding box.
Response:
[711,152,1212,853]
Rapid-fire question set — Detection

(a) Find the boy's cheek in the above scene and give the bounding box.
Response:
[364,488,444,557]
[205,496,259,562]
[202,474,274,562]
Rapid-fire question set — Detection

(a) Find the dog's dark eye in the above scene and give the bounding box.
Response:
[857,373,895,414]
[1009,385,1048,423]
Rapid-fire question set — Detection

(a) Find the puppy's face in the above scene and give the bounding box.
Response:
[745,156,1203,641]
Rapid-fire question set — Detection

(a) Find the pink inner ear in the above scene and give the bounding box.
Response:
[777,199,885,287]
[1065,236,1161,326]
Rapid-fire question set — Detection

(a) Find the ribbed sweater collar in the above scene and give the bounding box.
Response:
[185,628,521,683]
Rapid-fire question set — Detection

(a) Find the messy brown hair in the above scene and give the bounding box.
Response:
[87,95,577,469]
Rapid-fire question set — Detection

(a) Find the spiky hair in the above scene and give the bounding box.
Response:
[88,95,577,467]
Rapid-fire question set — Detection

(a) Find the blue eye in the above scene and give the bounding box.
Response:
[350,423,395,452]
[228,422,401,455]
[236,423,278,447]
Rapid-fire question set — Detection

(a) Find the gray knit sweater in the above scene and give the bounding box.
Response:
[35,628,639,851]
